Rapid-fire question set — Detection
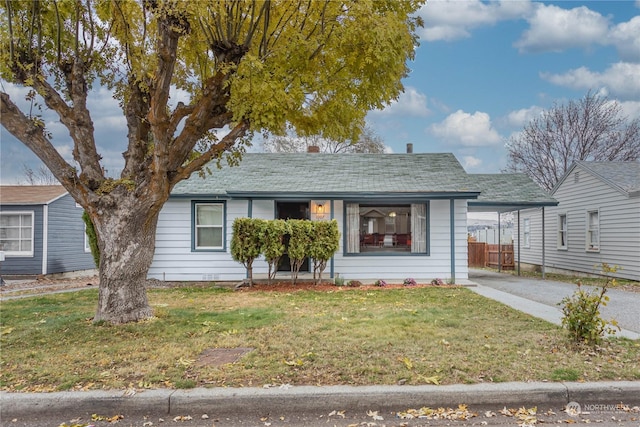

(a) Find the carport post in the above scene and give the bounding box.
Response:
[541,207,546,279]
[497,212,502,272]
[517,210,521,276]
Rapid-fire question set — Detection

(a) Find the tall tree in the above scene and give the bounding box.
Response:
[505,91,640,191]
[262,125,386,153]
[1,1,422,323]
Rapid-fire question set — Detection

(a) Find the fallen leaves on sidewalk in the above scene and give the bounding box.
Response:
[397,404,477,420]
[91,413,124,422]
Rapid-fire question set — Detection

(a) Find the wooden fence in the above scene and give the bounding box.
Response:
[468,242,514,270]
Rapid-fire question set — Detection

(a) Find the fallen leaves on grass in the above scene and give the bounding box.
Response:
[397,404,477,420]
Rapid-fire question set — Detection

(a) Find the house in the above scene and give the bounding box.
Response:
[0,185,96,277]
[514,161,640,281]
[148,152,557,283]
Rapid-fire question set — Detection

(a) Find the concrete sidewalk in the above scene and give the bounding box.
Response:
[468,269,640,340]
[2,382,639,421]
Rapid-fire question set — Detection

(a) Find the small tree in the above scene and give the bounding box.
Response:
[230,218,265,286]
[309,220,340,284]
[559,264,621,345]
[287,220,313,284]
[261,219,288,285]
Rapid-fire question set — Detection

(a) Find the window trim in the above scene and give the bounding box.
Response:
[557,213,567,250]
[523,218,531,249]
[343,201,430,256]
[0,211,35,257]
[586,209,600,252]
[192,201,226,252]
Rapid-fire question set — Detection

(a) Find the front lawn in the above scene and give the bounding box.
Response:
[1,285,638,392]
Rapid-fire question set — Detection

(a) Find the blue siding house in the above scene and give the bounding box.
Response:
[0,185,96,277]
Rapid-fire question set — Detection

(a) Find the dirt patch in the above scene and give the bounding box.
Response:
[195,347,254,368]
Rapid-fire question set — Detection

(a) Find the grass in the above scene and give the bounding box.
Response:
[1,286,639,392]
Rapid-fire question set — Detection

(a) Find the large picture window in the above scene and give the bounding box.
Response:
[345,203,428,254]
[193,202,224,250]
[0,212,34,256]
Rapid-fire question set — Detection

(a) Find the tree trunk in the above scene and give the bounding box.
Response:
[91,194,161,324]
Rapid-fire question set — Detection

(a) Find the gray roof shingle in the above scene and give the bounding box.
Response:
[172,152,557,209]
[173,153,477,196]
[574,161,640,196]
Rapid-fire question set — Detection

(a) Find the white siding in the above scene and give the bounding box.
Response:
[514,168,640,281]
[150,198,470,282]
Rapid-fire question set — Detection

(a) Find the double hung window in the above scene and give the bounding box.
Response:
[193,202,225,250]
[0,212,34,256]
[557,214,567,249]
[586,210,599,251]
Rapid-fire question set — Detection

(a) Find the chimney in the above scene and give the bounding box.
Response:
[307,145,320,153]
[406,143,413,153]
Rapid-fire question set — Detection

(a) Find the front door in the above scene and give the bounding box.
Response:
[276,202,310,272]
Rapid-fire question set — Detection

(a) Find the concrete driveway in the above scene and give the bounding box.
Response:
[468,269,640,340]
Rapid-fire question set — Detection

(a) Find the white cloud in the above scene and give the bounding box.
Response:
[430,110,502,147]
[417,0,532,42]
[515,4,609,53]
[620,101,640,120]
[463,155,482,169]
[541,62,640,100]
[608,16,640,62]
[505,106,545,128]
[374,87,430,117]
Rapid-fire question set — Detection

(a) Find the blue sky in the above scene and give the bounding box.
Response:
[1,0,639,183]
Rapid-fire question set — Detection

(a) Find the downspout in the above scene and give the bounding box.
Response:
[330,199,335,279]
[247,199,253,218]
[517,210,521,276]
[450,199,456,283]
[42,205,48,275]
[541,207,546,279]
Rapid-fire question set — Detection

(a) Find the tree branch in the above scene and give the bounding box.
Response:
[169,120,249,185]
[1,92,92,204]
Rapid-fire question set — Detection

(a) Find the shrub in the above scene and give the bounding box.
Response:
[347,280,362,287]
[82,211,100,268]
[430,278,444,286]
[403,278,417,286]
[334,275,345,286]
[559,264,621,345]
[374,279,387,287]
[309,220,340,284]
[230,218,265,286]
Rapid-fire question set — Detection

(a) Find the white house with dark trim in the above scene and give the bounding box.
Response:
[0,185,96,277]
[148,153,557,283]
[514,161,640,282]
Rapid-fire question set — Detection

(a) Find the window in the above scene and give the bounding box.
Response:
[193,202,224,250]
[0,212,34,256]
[557,214,567,249]
[523,218,531,248]
[586,210,599,251]
[345,203,428,254]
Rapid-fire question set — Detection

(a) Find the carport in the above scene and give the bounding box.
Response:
[467,174,558,278]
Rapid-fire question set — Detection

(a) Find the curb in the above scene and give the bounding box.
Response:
[2,382,639,419]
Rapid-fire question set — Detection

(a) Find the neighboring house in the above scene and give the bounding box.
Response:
[514,161,640,281]
[0,185,96,277]
[148,153,556,283]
